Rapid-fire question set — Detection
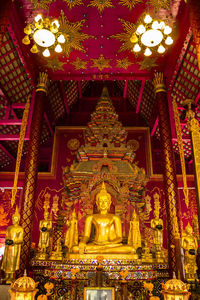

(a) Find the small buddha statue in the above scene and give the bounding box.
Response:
[151,209,163,252]
[65,209,78,252]
[128,210,141,250]
[49,238,63,261]
[1,206,24,283]
[141,241,153,263]
[181,222,198,282]
[72,182,134,254]
[37,211,52,259]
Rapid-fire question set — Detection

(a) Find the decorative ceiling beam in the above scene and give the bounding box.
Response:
[123,80,128,100]
[60,82,70,115]
[0,134,29,141]
[0,120,22,125]
[136,79,145,114]
[0,143,15,162]
[151,116,159,137]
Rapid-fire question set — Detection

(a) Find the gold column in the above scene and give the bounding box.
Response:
[20,72,49,272]
[153,73,182,277]
[183,99,200,233]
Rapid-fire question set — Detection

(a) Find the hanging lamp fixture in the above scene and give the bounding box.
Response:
[22,14,66,57]
[130,14,173,56]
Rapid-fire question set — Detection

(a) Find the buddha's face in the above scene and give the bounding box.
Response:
[12,215,19,225]
[97,195,111,211]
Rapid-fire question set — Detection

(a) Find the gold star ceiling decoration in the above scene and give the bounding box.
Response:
[88,0,114,14]
[116,57,132,69]
[29,0,55,10]
[45,57,66,71]
[112,19,137,52]
[138,57,158,71]
[62,0,84,10]
[149,0,171,10]
[119,0,142,10]
[58,11,92,57]
[91,54,111,71]
[71,57,88,70]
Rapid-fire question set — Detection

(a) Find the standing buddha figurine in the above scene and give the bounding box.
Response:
[181,222,198,282]
[65,209,78,253]
[37,211,52,260]
[1,206,24,283]
[151,209,163,252]
[128,210,141,250]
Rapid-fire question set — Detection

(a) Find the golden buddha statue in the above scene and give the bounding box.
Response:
[181,222,198,282]
[128,210,141,250]
[1,206,24,283]
[65,209,78,252]
[72,182,134,254]
[151,209,163,252]
[37,211,52,259]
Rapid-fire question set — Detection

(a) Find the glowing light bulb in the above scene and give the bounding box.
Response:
[55,44,62,53]
[22,35,30,45]
[144,48,152,56]
[52,20,60,28]
[43,48,50,57]
[164,26,172,35]
[57,34,65,44]
[136,25,146,35]
[165,36,173,45]
[130,34,138,43]
[24,25,32,35]
[34,14,42,22]
[158,45,166,53]
[159,21,165,29]
[30,44,38,53]
[152,21,159,30]
[144,15,152,24]
[133,44,141,52]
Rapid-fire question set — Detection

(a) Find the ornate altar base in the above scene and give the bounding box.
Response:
[31,258,169,281]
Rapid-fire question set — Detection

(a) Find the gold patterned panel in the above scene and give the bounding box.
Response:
[91,54,112,71]
[116,58,133,70]
[119,0,142,10]
[71,57,88,70]
[111,19,137,52]
[58,11,92,57]
[67,139,80,151]
[46,57,66,71]
[149,0,171,11]
[88,0,114,13]
[63,0,83,9]
[138,57,158,71]
[29,0,55,10]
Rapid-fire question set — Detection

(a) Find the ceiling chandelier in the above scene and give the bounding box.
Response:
[22,14,66,57]
[130,14,173,56]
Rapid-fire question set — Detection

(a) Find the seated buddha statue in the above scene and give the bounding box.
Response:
[72,182,134,254]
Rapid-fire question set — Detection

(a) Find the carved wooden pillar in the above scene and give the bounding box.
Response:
[153,72,182,277]
[0,0,12,44]
[20,72,49,272]
[187,0,200,70]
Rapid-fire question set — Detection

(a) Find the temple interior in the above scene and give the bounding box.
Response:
[0,0,200,299]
